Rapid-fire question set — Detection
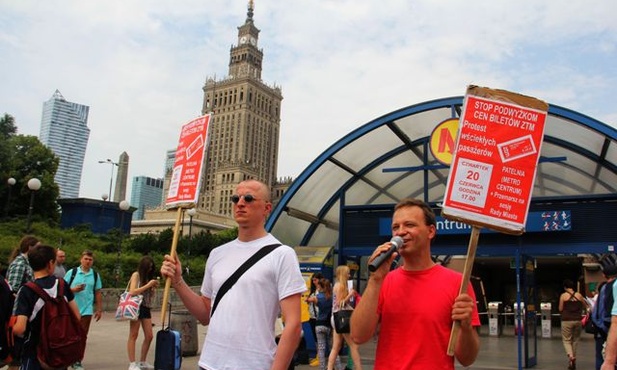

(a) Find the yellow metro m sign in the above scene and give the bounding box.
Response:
[429,118,459,166]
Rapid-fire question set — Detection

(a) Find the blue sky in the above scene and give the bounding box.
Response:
[1,0,616,201]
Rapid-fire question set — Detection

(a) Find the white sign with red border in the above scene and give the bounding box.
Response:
[442,89,548,234]
[165,114,211,207]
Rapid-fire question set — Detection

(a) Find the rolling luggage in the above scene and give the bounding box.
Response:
[154,304,181,370]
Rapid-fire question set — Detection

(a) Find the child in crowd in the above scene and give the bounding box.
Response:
[12,244,80,370]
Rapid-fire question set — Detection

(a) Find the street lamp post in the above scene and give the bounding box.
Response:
[26,178,41,233]
[187,208,196,242]
[116,200,130,287]
[4,177,16,217]
[98,159,118,201]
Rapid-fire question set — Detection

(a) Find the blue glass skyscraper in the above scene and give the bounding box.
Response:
[39,90,90,198]
[130,176,164,220]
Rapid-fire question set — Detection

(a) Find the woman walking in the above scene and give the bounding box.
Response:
[328,265,362,370]
[559,279,587,370]
[307,278,333,370]
[127,256,159,370]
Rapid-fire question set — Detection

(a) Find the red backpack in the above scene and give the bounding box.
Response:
[25,279,86,370]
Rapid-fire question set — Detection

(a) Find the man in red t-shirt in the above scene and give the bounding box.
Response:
[351,198,480,370]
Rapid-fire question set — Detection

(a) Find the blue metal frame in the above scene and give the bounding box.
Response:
[266,97,617,259]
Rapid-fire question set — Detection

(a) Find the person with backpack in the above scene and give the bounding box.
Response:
[64,250,103,370]
[597,253,617,370]
[6,235,40,370]
[559,278,588,370]
[591,254,617,370]
[12,244,82,370]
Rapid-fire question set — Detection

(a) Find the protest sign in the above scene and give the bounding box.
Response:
[161,114,211,322]
[443,86,548,355]
[442,86,548,234]
[165,114,211,207]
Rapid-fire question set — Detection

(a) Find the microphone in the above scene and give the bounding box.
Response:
[368,236,404,272]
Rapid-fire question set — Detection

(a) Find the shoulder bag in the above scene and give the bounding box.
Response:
[115,278,143,321]
[333,301,353,334]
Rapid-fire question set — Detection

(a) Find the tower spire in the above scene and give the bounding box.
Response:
[246,0,254,23]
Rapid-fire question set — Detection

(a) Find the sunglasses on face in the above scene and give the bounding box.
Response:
[231,194,260,204]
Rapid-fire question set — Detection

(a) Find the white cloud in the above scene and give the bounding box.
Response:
[1,0,616,202]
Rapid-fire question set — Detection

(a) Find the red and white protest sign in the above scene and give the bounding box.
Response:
[165,114,211,207]
[442,86,548,234]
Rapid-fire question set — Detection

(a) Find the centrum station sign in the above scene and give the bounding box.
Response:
[442,86,548,234]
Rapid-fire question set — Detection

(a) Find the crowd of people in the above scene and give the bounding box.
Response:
[2,237,105,370]
[158,183,481,370]
[7,179,617,370]
[0,181,481,370]
[1,236,158,370]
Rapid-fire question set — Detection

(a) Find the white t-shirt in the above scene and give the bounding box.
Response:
[199,234,306,370]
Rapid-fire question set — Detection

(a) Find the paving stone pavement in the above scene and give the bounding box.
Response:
[81,311,596,370]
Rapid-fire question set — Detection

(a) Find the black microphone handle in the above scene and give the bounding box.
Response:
[368,244,398,272]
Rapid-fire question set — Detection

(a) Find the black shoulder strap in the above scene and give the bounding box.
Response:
[210,243,282,317]
[92,268,98,294]
[68,267,78,286]
[68,267,98,294]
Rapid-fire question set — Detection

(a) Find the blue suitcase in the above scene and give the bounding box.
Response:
[155,306,182,370]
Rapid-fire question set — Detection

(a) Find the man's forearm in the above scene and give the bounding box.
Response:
[95,291,103,311]
[172,278,210,324]
[604,317,617,366]
[455,324,480,366]
[271,321,301,370]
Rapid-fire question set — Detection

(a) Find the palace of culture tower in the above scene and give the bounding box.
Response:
[142,1,291,233]
[199,0,284,217]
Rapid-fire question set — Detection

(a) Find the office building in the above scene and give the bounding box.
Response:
[161,149,176,203]
[130,176,164,220]
[39,90,90,198]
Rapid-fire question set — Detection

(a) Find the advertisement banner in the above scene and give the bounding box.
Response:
[442,86,548,234]
[165,114,211,207]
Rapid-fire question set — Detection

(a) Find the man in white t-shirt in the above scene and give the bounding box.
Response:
[161,179,306,370]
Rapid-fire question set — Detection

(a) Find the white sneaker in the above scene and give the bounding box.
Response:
[73,362,85,370]
[128,362,140,370]
[138,362,154,369]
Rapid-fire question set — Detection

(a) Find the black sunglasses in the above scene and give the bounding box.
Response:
[231,194,259,204]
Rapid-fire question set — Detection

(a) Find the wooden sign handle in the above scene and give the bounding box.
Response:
[160,207,184,325]
[446,226,481,356]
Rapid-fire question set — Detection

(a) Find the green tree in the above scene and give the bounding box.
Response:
[0,113,17,137]
[0,114,18,201]
[6,135,61,222]
[128,232,159,255]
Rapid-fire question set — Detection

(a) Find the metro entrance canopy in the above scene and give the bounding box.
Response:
[266,96,617,255]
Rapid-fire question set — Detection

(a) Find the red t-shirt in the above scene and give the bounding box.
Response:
[375,265,481,370]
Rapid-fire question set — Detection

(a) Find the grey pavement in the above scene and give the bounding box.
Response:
[82,311,596,370]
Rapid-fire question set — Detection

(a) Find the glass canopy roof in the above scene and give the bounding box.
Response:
[266,96,617,248]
